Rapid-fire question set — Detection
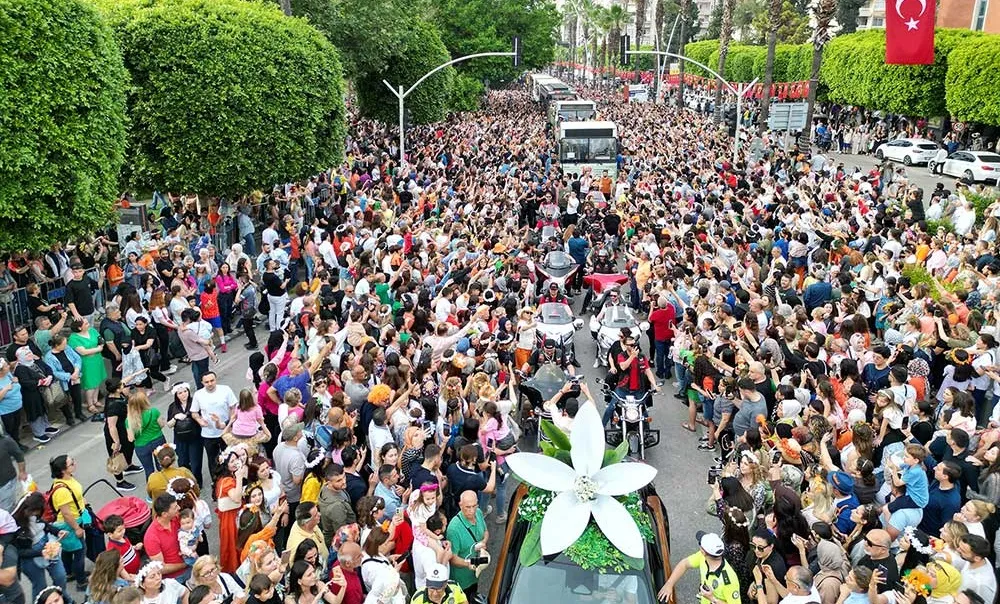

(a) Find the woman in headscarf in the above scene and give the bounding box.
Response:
[14,345,59,444]
[809,530,847,604]
[363,566,407,604]
[925,560,962,603]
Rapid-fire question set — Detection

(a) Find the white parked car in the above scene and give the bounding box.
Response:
[929,150,1000,184]
[875,138,940,166]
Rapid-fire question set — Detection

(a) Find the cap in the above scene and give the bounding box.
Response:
[456,338,471,354]
[696,531,725,557]
[70,261,83,269]
[281,422,304,441]
[543,338,556,348]
[827,470,855,495]
[426,563,450,588]
[719,280,731,290]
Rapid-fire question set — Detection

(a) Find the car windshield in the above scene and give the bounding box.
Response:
[602,306,636,328]
[510,554,654,603]
[917,143,938,150]
[977,154,1000,163]
[539,303,574,325]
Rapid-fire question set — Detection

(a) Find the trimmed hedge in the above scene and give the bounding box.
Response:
[0,0,127,251]
[684,40,720,77]
[684,39,811,83]
[96,0,347,196]
[946,36,1000,126]
[448,72,485,113]
[821,28,980,117]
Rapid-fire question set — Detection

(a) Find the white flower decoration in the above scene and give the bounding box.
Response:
[506,402,657,559]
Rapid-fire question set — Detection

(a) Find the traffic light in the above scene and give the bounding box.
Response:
[724,106,738,137]
[403,108,412,132]
[619,35,630,67]
[512,36,522,67]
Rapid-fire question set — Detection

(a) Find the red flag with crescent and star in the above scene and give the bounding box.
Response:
[886,0,935,64]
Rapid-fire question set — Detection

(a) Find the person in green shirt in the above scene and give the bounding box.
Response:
[125,391,166,480]
[445,491,489,603]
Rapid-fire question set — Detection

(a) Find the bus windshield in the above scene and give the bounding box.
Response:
[558,108,595,121]
[560,137,616,162]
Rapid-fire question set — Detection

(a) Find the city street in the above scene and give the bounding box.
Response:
[16,303,714,602]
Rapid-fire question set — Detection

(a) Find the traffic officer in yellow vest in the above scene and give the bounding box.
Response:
[656,531,741,604]
[410,564,469,604]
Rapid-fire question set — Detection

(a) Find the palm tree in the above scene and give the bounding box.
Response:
[563,0,586,82]
[804,0,837,140]
[758,0,783,131]
[654,0,665,98]
[712,0,735,121]
[676,0,690,105]
[606,3,634,83]
[634,0,647,81]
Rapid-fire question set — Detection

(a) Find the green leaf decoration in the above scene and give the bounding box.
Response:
[540,420,571,450]
[603,441,629,467]
[540,441,573,465]
[519,521,543,567]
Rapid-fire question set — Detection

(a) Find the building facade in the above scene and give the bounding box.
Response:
[855,0,999,31]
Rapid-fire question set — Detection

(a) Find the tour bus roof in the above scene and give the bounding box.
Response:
[559,120,616,130]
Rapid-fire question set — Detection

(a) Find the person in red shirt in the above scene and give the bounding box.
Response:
[143,494,189,582]
[104,515,142,575]
[605,335,660,426]
[648,297,677,383]
[328,541,364,604]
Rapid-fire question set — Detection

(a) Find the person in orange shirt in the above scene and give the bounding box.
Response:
[599,170,612,197]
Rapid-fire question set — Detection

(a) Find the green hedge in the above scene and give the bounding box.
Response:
[821,28,980,117]
[946,36,1000,126]
[0,0,127,251]
[684,40,719,77]
[97,0,346,196]
[726,45,766,82]
[751,44,798,83]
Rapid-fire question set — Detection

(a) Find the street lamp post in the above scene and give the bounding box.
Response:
[383,39,520,168]
[624,45,757,164]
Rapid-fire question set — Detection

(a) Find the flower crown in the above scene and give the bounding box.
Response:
[218,443,248,465]
[901,569,932,597]
[165,476,191,501]
[725,505,750,529]
[903,526,935,556]
[304,450,325,469]
[153,442,176,458]
[135,560,164,586]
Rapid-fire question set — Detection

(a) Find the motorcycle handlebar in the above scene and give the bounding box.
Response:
[610,390,652,403]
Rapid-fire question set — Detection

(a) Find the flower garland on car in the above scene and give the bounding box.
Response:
[505,403,657,572]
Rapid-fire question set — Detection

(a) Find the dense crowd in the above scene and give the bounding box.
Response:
[1,77,1000,604]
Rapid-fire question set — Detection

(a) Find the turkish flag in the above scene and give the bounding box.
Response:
[886,0,935,64]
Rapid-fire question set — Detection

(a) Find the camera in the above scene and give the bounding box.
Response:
[469,556,489,566]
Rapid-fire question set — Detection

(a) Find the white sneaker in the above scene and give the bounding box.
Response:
[485,504,494,517]
[164,365,178,375]
[593,359,600,368]
[161,381,172,393]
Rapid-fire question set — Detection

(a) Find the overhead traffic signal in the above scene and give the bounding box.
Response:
[512,36,522,67]
[619,35,630,67]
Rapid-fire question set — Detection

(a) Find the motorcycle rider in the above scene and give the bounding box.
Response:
[522,337,575,377]
[604,333,659,427]
[581,248,619,312]
[537,282,570,306]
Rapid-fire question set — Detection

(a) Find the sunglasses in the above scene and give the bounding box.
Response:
[752,543,769,551]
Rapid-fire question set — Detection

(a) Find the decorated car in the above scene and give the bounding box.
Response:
[489,403,672,603]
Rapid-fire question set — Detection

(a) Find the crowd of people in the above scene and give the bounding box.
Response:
[1,73,1000,604]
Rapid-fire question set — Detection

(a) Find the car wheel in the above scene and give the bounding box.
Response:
[875,149,884,160]
[964,170,975,183]
[903,155,912,166]
[928,161,936,173]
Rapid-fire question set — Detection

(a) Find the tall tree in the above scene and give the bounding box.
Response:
[654,0,664,97]
[634,0,647,81]
[675,0,690,105]
[606,3,632,79]
[835,0,866,34]
[758,0,782,131]
[804,0,836,140]
[712,0,735,121]
[564,0,585,81]
[278,0,291,15]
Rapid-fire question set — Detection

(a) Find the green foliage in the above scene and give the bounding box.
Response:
[705,2,722,40]
[263,0,339,41]
[945,35,1000,126]
[725,44,766,82]
[684,39,720,77]
[901,264,964,302]
[750,0,810,45]
[324,0,415,79]
[733,0,765,43]
[540,419,572,450]
[448,72,484,112]
[923,219,954,234]
[835,0,867,34]
[0,0,127,251]
[785,42,813,81]
[432,0,559,85]
[96,0,346,196]
[603,441,629,467]
[519,521,543,567]
[820,28,980,117]
[968,191,999,225]
[660,0,702,52]
[355,18,454,125]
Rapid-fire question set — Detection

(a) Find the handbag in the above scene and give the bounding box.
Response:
[41,382,68,408]
[106,452,127,476]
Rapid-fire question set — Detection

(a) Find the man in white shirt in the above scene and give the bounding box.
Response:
[958,534,996,604]
[191,371,237,482]
[412,511,452,590]
[261,218,280,249]
[367,408,394,459]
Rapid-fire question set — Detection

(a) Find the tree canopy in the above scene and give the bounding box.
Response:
[96,0,347,196]
[0,0,127,251]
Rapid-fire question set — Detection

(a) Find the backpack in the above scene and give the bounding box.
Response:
[41,482,75,524]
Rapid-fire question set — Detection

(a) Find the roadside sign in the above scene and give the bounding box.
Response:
[768,102,808,131]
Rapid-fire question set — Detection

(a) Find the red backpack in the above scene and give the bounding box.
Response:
[40,481,77,524]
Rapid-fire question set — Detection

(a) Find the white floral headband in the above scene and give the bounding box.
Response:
[304,450,325,469]
[218,443,248,465]
[903,525,935,556]
[153,442,176,459]
[135,560,164,586]
[164,476,192,501]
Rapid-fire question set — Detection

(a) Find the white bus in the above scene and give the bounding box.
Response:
[539,81,575,106]
[549,99,598,129]
[558,121,618,179]
[528,74,560,102]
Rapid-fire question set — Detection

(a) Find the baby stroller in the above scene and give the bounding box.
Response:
[88,479,152,546]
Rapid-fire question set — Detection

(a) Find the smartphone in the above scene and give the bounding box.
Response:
[901,416,910,430]
[280,550,290,565]
[771,448,782,465]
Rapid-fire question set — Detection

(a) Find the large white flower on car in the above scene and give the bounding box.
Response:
[506,402,657,559]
